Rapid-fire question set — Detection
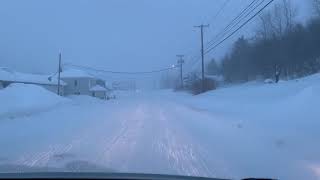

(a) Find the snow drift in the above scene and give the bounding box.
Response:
[0,83,68,118]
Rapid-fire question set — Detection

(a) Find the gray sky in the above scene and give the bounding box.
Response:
[0,0,312,75]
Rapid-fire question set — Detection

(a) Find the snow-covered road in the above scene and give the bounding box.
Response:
[1,85,320,180]
[0,93,223,177]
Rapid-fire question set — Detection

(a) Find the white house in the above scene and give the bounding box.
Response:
[0,67,111,100]
[0,67,66,95]
[58,69,109,99]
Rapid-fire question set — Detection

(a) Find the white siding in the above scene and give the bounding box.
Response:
[62,77,94,96]
[61,77,107,99]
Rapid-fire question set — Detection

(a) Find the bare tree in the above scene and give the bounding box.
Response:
[313,0,320,16]
[256,12,273,40]
[282,0,297,32]
[256,0,297,39]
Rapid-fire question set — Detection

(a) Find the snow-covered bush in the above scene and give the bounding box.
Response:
[181,72,217,95]
[264,79,274,84]
[189,78,217,95]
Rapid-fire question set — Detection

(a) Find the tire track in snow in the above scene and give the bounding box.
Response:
[14,139,81,168]
[150,107,215,177]
[161,102,236,179]
[92,101,217,177]
[4,102,145,171]
[95,104,147,171]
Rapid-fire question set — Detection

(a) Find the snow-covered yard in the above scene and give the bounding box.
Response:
[0,74,320,180]
[0,84,68,119]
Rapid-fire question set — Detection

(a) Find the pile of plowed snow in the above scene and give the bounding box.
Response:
[0,83,68,118]
[171,73,320,179]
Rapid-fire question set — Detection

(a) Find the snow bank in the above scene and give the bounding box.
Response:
[113,90,139,99]
[67,95,106,105]
[173,73,320,179]
[0,83,68,118]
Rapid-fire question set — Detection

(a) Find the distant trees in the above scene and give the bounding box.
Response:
[182,72,217,95]
[190,78,216,95]
[314,0,320,16]
[209,0,320,83]
[206,58,221,75]
[221,36,254,82]
[256,0,297,39]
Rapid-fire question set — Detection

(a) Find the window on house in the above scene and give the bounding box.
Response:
[92,92,95,97]
[74,80,78,87]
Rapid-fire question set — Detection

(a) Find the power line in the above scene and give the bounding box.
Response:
[205,0,261,48]
[186,0,260,71]
[207,0,232,23]
[205,0,274,54]
[187,0,273,72]
[188,56,201,69]
[63,63,178,75]
[184,0,230,70]
[205,0,266,53]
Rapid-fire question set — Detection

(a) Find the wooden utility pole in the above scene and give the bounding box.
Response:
[57,53,62,95]
[177,55,185,89]
[194,24,209,92]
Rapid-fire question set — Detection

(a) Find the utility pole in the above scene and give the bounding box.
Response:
[57,52,62,96]
[194,24,209,92]
[177,55,185,89]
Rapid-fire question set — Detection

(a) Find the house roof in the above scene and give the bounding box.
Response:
[59,69,95,78]
[0,67,15,81]
[90,85,107,92]
[0,67,67,86]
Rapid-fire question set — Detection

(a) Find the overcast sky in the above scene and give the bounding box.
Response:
[0,0,312,76]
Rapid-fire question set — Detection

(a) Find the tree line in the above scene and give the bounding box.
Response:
[207,0,320,83]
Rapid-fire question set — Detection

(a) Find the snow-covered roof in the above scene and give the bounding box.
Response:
[90,85,107,92]
[0,67,15,81]
[0,67,66,86]
[60,69,95,78]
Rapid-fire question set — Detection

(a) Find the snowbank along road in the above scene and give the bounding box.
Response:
[1,75,320,180]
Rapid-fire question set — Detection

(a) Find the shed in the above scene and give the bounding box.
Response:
[90,85,107,99]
